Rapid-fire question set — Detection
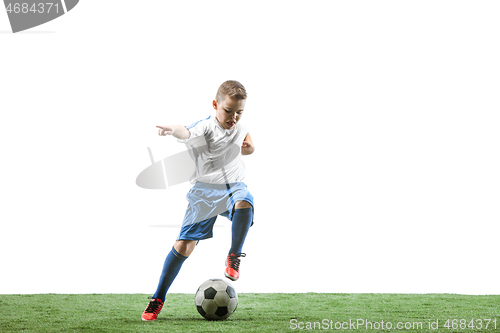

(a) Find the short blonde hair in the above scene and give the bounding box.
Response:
[216,80,247,102]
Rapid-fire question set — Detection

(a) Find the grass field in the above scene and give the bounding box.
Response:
[0,293,498,332]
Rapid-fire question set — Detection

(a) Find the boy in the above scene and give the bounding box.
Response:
[141,80,255,321]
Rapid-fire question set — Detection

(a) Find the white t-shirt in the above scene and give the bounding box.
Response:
[178,116,249,184]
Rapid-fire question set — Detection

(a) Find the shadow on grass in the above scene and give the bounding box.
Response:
[155,316,254,322]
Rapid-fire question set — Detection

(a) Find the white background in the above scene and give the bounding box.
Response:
[1,1,499,295]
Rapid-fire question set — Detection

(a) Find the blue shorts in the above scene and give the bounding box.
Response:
[178,182,254,241]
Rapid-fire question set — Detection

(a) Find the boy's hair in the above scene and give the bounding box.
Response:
[216,80,247,102]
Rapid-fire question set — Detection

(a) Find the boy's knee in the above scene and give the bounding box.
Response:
[235,200,252,210]
[174,240,197,257]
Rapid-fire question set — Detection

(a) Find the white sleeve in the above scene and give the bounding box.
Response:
[177,117,210,143]
[238,123,249,143]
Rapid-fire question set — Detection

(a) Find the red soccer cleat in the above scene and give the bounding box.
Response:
[225,253,246,281]
[141,298,164,321]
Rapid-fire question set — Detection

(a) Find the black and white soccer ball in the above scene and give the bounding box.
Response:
[195,278,238,320]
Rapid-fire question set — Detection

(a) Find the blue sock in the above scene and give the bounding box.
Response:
[229,207,253,254]
[152,247,188,302]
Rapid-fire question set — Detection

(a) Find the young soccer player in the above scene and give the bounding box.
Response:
[141,80,255,321]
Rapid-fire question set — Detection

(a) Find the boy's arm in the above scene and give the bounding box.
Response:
[156,125,190,140]
[241,133,255,155]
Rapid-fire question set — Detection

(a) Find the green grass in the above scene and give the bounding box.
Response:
[0,293,499,332]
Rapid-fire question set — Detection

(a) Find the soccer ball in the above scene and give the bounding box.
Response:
[195,278,238,320]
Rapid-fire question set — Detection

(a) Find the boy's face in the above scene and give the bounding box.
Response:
[213,96,246,130]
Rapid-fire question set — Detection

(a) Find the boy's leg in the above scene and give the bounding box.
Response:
[142,240,196,321]
[225,200,253,281]
[229,200,253,254]
[153,240,196,302]
[153,240,196,301]
[173,239,197,257]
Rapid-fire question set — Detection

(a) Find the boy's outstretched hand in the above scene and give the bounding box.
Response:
[156,125,190,140]
[157,125,174,136]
